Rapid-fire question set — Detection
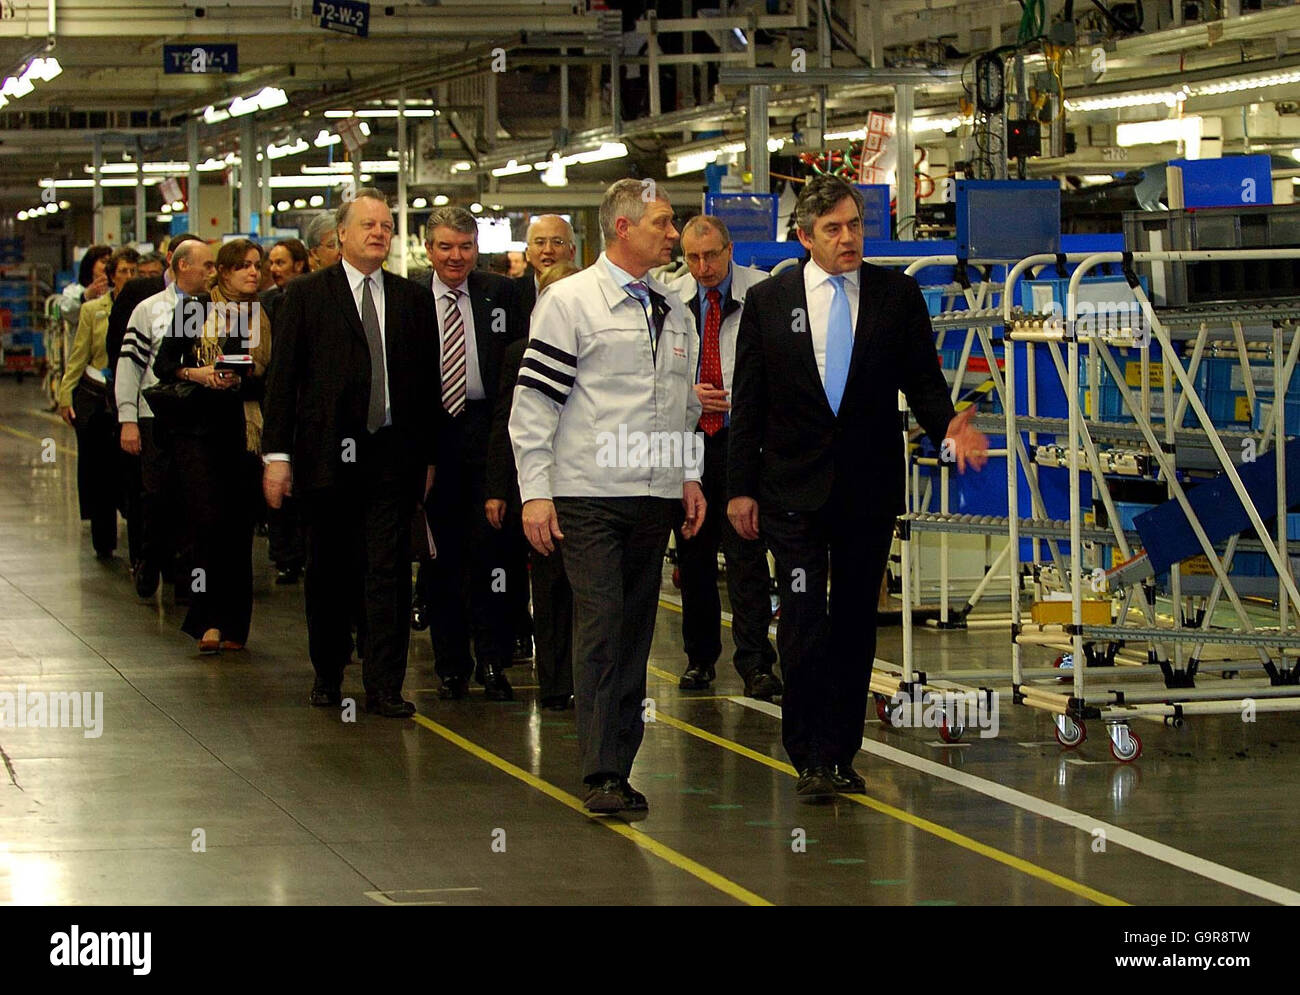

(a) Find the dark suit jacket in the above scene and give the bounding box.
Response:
[727,260,955,516]
[262,263,446,498]
[107,275,166,379]
[415,267,526,418]
[486,337,526,512]
[513,271,538,316]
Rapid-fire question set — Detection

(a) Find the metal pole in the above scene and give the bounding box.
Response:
[748,83,769,195]
[560,50,570,135]
[134,137,146,243]
[397,85,409,277]
[895,83,915,239]
[239,115,254,233]
[485,69,499,150]
[92,135,104,243]
[187,119,201,238]
[611,46,622,135]
[260,133,272,234]
[648,12,661,118]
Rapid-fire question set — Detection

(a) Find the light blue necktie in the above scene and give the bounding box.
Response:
[626,280,657,352]
[824,274,853,414]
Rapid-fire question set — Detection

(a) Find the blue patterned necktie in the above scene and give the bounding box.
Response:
[626,280,656,350]
[824,274,853,415]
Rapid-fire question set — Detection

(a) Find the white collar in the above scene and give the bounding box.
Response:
[431,272,467,298]
[805,257,860,291]
[601,253,646,290]
[341,257,382,290]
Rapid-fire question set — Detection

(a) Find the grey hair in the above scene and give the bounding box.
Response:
[336,186,390,227]
[525,214,575,243]
[794,175,864,235]
[680,214,731,248]
[170,238,205,274]
[425,206,477,239]
[599,177,666,243]
[305,213,339,251]
[140,251,166,267]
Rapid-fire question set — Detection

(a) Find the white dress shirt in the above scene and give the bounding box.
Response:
[264,258,390,465]
[803,258,861,388]
[342,257,392,427]
[602,254,654,337]
[431,272,486,401]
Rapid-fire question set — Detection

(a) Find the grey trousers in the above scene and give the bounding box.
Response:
[554,496,678,783]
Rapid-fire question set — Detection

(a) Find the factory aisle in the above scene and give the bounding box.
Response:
[1,377,1296,907]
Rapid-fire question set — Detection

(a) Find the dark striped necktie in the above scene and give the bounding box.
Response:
[441,289,467,417]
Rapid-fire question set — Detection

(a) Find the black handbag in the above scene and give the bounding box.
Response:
[141,379,200,417]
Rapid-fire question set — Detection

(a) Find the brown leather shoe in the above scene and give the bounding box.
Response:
[199,629,222,654]
[219,641,245,652]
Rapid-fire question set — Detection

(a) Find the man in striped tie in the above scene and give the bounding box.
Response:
[418,207,526,702]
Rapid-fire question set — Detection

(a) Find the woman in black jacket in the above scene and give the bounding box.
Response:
[153,239,271,654]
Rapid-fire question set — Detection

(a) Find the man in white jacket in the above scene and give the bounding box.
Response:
[510,178,705,815]
[668,216,782,701]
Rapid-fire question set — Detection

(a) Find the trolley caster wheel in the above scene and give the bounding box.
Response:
[939,717,965,743]
[671,566,681,589]
[1054,715,1086,749]
[1108,724,1142,763]
[875,693,894,726]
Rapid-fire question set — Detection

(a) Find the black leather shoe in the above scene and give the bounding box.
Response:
[275,566,301,585]
[364,695,416,718]
[540,694,573,711]
[583,777,625,813]
[743,671,784,701]
[437,677,469,700]
[410,600,429,631]
[619,778,648,812]
[133,560,159,599]
[678,664,715,690]
[512,636,534,662]
[830,764,866,794]
[309,684,342,707]
[480,664,514,701]
[796,766,837,801]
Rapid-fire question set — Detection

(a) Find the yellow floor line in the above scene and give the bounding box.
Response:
[647,664,1126,906]
[0,421,78,457]
[410,711,773,907]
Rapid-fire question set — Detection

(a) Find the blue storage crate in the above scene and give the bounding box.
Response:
[1113,502,1156,530]
[1196,356,1300,395]
[1020,273,1149,313]
[1252,397,1300,435]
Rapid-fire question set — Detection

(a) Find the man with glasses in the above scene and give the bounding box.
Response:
[515,215,576,315]
[668,216,782,702]
[305,213,342,272]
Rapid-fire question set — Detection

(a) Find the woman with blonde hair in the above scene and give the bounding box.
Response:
[153,238,271,653]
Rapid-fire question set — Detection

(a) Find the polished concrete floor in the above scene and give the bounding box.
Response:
[1,377,1298,906]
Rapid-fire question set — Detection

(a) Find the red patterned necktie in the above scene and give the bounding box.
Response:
[699,288,724,436]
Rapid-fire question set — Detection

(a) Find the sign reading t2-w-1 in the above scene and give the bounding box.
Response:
[313,0,370,37]
[163,45,238,74]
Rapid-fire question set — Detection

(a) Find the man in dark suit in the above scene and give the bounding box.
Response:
[262,188,445,717]
[727,175,988,800]
[414,206,525,701]
[514,214,576,315]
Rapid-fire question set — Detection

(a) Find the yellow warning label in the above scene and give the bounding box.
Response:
[1181,554,1213,575]
[1124,361,1165,388]
[1234,395,1252,422]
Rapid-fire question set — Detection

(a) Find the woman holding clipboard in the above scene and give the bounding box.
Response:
[153,238,271,654]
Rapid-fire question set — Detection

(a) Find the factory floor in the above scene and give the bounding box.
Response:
[1,377,1297,907]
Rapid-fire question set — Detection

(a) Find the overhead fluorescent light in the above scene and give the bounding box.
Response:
[267,175,359,188]
[229,86,288,117]
[1195,69,1300,96]
[540,158,567,187]
[1066,88,1189,112]
[313,130,341,148]
[433,194,449,206]
[267,139,309,159]
[1116,115,1204,158]
[84,161,192,175]
[203,105,230,124]
[412,197,428,208]
[1,75,35,99]
[492,160,533,177]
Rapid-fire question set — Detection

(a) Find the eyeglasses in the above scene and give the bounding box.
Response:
[529,237,570,249]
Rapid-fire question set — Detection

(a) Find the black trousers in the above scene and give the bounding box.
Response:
[507,528,534,645]
[302,428,419,698]
[71,379,119,556]
[530,541,573,700]
[673,427,777,679]
[268,496,305,570]
[555,496,677,783]
[138,418,182,588]
[760,494,895,773]
[171,434,260,643]
[420,401,512,680]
